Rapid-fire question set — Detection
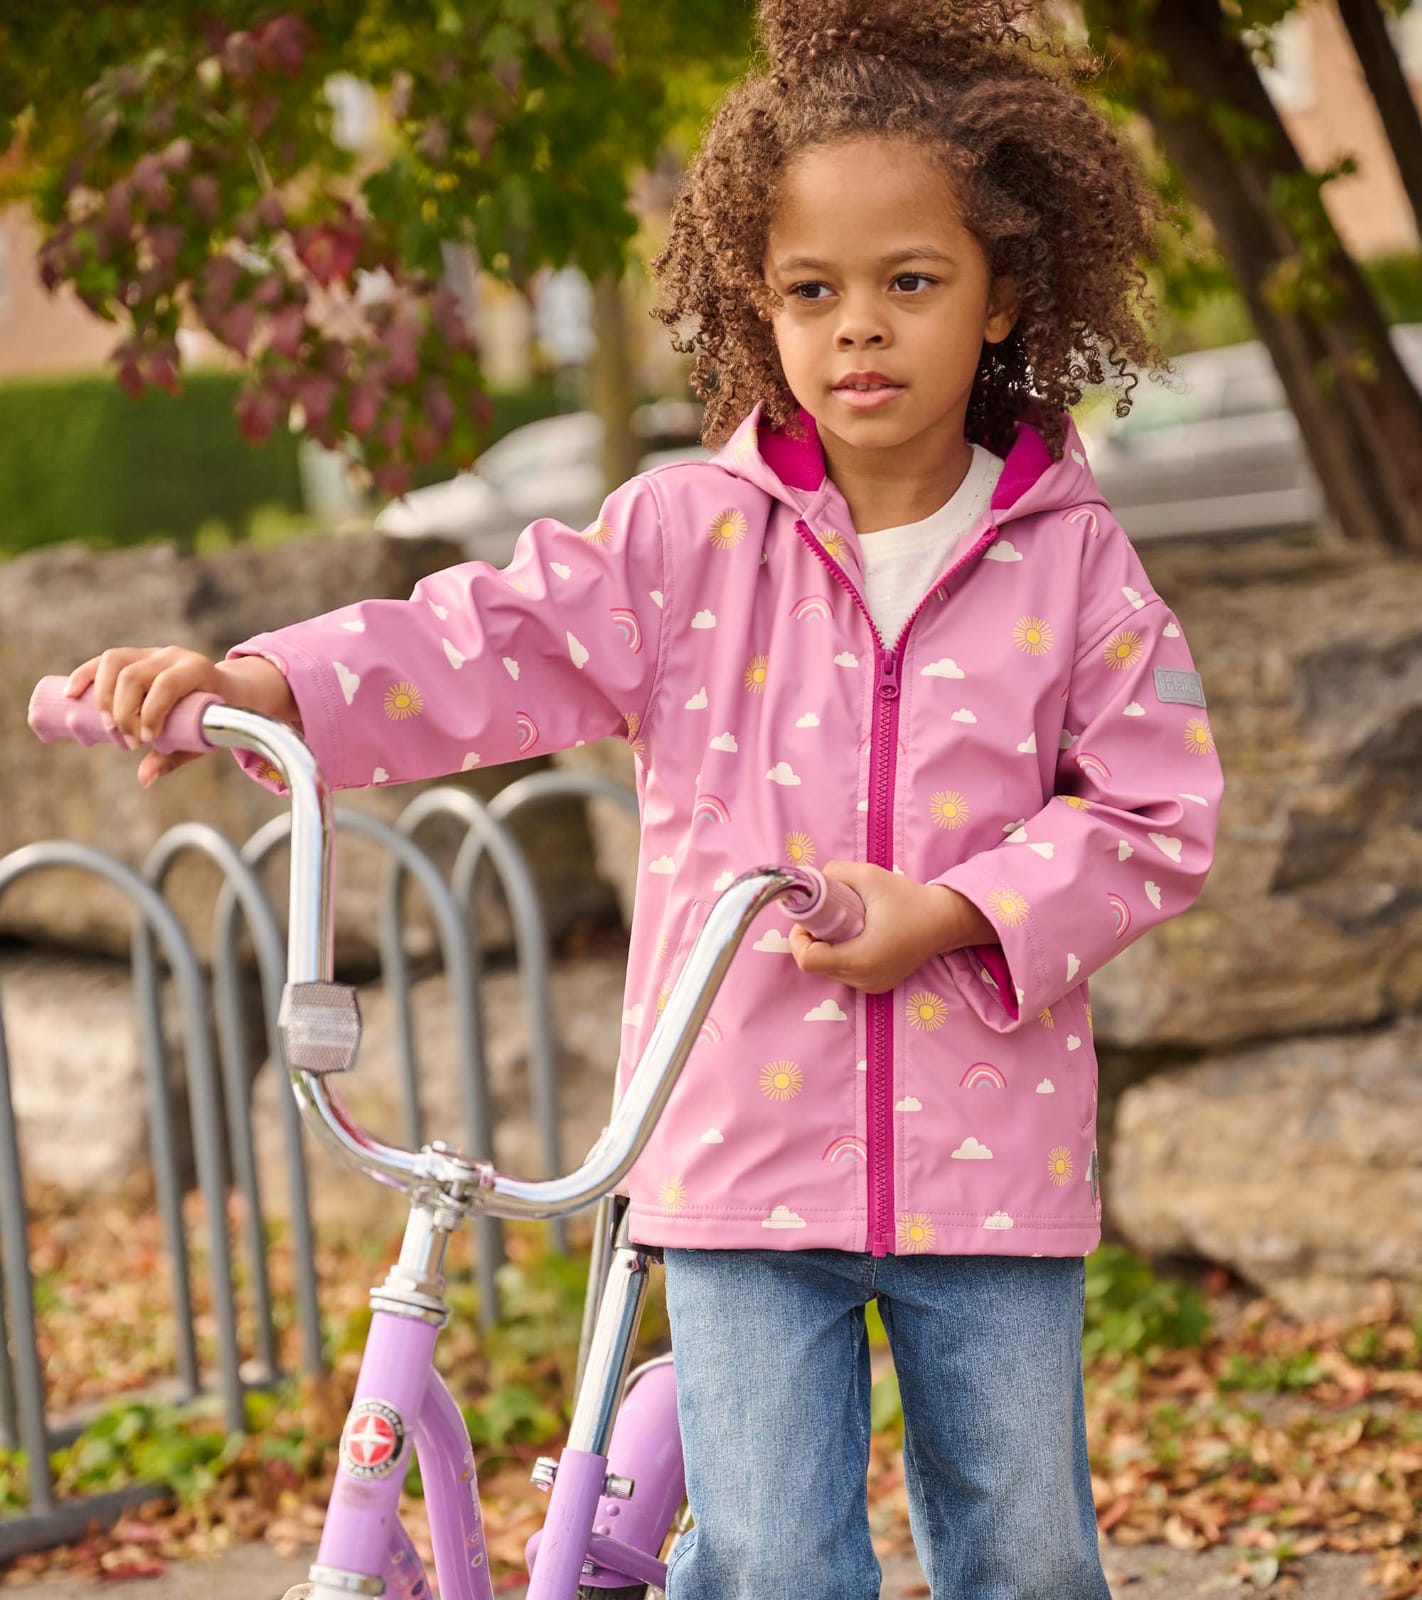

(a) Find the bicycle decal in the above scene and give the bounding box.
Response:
[340,1399,407,1479]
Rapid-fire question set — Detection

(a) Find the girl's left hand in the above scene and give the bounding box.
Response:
[787,860,989,995]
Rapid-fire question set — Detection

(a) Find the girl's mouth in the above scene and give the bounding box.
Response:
[833,383,905,410]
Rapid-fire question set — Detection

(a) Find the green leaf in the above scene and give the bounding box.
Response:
[869,1371,902,1434]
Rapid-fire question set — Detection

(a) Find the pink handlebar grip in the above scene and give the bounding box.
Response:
[27,676,221,755]
[782,865,866,944]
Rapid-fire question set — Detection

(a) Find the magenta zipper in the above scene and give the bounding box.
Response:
[867,645,899,1255]
[795,514,1001,1255]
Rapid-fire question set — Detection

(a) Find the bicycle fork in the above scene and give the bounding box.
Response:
[526,1225,686,1595]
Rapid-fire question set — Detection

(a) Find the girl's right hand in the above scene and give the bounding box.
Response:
[64,645,227,788]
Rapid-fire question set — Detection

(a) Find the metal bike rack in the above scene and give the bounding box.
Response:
[138,821,324,1385]
[479,770,641,1391]
[0,841,245,1556]
[0,772,638,1555]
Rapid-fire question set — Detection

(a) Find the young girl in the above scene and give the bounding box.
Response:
[67,2,1222,1594]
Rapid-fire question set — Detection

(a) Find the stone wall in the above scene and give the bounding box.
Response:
[1096,529,1422,1322]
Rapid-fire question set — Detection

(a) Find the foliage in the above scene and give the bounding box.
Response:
[1078,0,1408,341]
[1124,250,1422,373]
[2,0,1410,513]
[1083,1243,1213,1361]
[1366,249,1422,326]
[0,371,564,559]
[0,1212,624,1517]
[0,3,752,495]
[868,1244,1215,1440]
[1217,1346,1328,1393]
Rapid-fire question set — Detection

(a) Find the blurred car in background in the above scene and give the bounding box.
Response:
[1078,322,1422,542]
[374,399,710,561]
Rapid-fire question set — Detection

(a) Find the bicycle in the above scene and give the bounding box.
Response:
[28,675,866,1600]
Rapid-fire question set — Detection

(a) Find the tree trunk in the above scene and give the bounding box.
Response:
[589,268,641,499]
[1335,0,1422,244]
[1094,0,1422,552]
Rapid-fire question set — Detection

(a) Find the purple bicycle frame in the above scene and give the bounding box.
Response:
[308,1233,679,1599]
[312,1313,485,1599]
[525,1356,685,1591]
[311,1225,684,1598]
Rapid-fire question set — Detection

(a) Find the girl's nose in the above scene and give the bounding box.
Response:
[834,295,889,348]
[835,323,888,349]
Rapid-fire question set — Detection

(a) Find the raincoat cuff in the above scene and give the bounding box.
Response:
[931,863,1045,1033]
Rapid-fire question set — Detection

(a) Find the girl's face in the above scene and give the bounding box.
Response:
[763,137,1018,466]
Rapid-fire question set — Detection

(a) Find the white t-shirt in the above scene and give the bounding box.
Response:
[856,444,1005,647]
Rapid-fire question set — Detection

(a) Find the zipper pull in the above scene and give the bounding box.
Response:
[878,651,900,699]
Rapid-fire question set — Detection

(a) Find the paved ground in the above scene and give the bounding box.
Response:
[11,1537,1391,1597]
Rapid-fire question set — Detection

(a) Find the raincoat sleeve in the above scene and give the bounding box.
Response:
[929,514,1223,1032]
[222,473,668,795]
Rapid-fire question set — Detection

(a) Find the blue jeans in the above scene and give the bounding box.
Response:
[661,1248,1111,1600]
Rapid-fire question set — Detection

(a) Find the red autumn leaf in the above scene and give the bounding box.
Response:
[372,457,412,497]
[115,353,145,398]
[146,344,182,395]
[131,154,173,213]
[295,222,361,288]
[254,14,313,76]
[235,385,281,442]
[267,303,307,360]
[186,173,220,227]
[345,378,383,435]
[219,30,258,83]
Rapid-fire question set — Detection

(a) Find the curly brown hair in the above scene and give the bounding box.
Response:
[650,0,1171,460]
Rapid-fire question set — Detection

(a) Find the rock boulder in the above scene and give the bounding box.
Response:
[1108,1019,1422,1323]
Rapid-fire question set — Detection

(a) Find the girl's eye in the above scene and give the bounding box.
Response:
[786,274,936,301]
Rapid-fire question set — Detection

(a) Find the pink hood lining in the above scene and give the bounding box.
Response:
[757,402,1057,517]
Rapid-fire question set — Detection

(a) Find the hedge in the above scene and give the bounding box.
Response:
[0,370,564,559]
[0,370,301,558]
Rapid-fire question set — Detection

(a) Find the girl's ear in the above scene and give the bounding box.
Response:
[985,272,1020,345]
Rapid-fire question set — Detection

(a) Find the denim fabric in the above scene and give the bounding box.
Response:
[661,1247,1111,1600]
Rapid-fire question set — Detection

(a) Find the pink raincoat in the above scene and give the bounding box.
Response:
[227,399,1222,1259]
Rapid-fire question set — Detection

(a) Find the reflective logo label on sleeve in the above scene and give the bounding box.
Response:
[1154,668,1206,708]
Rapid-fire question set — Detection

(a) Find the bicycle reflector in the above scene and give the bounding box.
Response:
[277,981,363,1075]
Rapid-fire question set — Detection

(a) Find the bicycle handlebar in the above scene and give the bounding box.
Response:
[28,675,867,1220]
[28,677,222,754]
